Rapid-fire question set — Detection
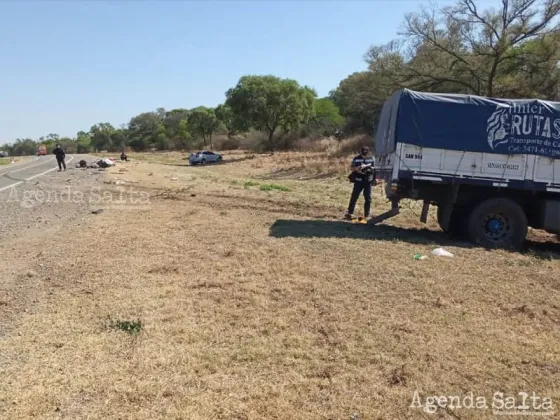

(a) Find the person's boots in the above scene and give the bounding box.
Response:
[344,213,353,220]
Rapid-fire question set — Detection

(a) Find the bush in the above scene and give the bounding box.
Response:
[293,137,338,153]
[332,134,373,157]
[238,130,267,152]
[214,134,242,150]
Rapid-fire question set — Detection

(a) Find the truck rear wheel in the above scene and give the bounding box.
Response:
[467,198,527,250]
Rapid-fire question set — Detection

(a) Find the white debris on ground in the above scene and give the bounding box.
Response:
[431,247,454,257]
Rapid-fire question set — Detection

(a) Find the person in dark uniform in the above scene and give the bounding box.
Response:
[344,146,375,220]
[53,144,66,171]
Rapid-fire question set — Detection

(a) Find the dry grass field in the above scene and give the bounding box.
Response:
[1,149,559,419]
[0,157,27,166]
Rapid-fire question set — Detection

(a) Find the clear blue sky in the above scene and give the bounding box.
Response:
[0,0,493,143]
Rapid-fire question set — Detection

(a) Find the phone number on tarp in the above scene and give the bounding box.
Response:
[508,145,560,156]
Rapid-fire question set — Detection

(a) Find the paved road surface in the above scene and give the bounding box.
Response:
[0,155,75,193]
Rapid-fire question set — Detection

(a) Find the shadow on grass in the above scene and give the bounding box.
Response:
[217,155,256,165]
[257,167,341,181]
[270,219,467,247]
[269,219,560,255]
[161,155,256,168]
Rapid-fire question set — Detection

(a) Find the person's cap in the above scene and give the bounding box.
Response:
[361,146,370,154]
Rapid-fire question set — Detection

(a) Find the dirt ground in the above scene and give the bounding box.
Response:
[0,151,559,419]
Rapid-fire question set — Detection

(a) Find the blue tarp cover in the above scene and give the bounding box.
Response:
[374,89,560,159]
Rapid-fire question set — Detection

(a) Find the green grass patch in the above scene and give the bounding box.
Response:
[106,317,143,336]
[244,181,260,189]
[259,183,290,192]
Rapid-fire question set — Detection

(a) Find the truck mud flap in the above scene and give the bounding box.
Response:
[420,201,429,224]
[439,185,460,231]
[368,199,400,225]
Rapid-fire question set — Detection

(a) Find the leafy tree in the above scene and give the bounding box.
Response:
[311,98,344,135]
[175,119,193,149]
[225,75,316,151]
[164,109,190,141]
[330,71,389,133]
[42,139,56,152]
[128,137,148,152]
[57,137,76,153]
[89,123,116,152]
[127,112,162,151]
[155,122,171,150]
[365,0,560,97]
[499,32,560,99]
[10,138,37,156]
[156,107,166,120]
[215,103,249,138]
[76,131,92,153]
[111,128,129,152]
[188,106,220,150]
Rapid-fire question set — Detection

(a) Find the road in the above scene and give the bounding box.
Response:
[0,155,75,193]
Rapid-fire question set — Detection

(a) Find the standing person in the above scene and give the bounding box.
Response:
[344,146,375,221]
[53,144,66,171]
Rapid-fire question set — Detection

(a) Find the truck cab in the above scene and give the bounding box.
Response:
[37,145,47,156]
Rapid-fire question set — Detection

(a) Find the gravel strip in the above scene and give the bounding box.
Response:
[0,162,108,240]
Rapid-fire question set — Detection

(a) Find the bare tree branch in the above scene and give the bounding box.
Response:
[462,0,502,42]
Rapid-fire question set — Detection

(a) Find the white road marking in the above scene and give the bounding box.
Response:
[0,156,74,193]
[0,181,23,193]
[0,157,40,175]
[5,157,55,175]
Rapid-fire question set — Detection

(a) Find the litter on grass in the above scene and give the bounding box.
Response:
[431,247,454,257]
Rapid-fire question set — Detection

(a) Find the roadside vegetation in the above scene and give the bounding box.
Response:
[1,150,558,419]
[0,157,27,166]
[2,0,558,157]
[1,2,559,417]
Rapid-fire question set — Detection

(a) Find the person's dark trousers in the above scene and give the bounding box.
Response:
[347,181,372,217]
[57,158,66,171]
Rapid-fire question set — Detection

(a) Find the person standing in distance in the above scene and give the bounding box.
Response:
[344,146,375,221]
[53,144,66,172]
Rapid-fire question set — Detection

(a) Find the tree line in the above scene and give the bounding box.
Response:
[3,0,558,156]
[4,84,344,156]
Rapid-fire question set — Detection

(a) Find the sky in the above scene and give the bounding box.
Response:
[0,0,498,143]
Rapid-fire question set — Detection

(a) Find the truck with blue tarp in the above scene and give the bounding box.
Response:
[372,88,560,250]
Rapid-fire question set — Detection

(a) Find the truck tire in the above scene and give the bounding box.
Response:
[467,198,527,250]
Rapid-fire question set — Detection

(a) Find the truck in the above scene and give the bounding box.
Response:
[37,144,47,156]
[0,151,8,158]
[372,89,560,250]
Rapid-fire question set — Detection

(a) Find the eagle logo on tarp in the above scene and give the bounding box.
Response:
[487,107,511,150]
